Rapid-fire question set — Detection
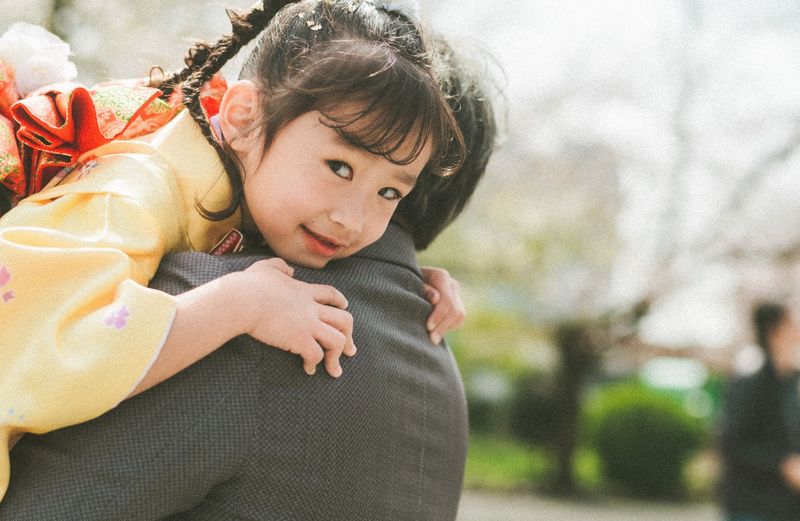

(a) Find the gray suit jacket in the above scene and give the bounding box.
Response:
[0,224,468,520]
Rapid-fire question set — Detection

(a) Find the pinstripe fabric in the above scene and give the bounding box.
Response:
[0,224,468,520]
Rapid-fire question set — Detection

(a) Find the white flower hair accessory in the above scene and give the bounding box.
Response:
[0,22,78,97]
[368,0,420,21]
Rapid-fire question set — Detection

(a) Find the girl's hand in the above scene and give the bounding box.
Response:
[421,266,466,345]
[240,258,356,377]
[131,257,355,397]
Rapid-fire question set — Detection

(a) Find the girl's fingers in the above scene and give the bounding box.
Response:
[297,322,348,377]
[423,283,440,305]
[303,358,320,376]
[426,298,449,333]
[428,291,466,344]
[312,284,349,310]
[256,257,295,277]
[298,340,325,376]
[429,310,466,345]
[421,267,463,337]
[344,339,356,357]
[314,324,348,377]
[319,305,356,357]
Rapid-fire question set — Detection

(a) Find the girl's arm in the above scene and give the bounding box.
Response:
[0,145,352,438]
[420,266,466,344]
[130,257,355,396]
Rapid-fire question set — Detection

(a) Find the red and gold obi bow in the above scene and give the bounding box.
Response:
[0,61,226,214]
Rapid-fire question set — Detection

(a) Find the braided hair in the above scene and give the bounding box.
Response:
[155,0,465,222]
[151,1,294,220]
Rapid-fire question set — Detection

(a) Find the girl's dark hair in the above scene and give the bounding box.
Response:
[154,0,465,221]
[753,302,787,353]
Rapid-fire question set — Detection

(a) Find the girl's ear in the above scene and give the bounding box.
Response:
[218,80,262,154]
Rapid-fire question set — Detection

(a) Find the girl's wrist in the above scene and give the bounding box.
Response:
[201,271,260,338]
[173,272,255,344]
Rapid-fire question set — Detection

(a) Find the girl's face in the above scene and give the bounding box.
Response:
[238,109,430,269]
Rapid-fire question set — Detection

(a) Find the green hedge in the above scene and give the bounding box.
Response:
[583,381,705,499]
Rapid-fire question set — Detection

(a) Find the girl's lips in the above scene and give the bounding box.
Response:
[301,226,343,257]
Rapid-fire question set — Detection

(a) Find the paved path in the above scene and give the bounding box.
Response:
[457,491,721,521]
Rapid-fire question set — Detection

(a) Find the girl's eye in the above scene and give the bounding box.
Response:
[378,187,403,201]
[328,161,353,180]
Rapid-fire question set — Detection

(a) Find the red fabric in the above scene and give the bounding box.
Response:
[199,74,226,118]
[0,114,23,197]
[209,229,245,255]
[0,61,19,121]
[0,61,228,212]
[12,83,162,159]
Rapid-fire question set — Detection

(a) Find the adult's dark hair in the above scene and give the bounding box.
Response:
[154,0,465,221]
[395,35,501,250]
[753,302,787,353]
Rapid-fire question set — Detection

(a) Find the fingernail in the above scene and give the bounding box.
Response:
[431,333,441,344]
[333,365,342,377]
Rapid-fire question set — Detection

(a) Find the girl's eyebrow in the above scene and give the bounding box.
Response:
[324,124,421,187]
[330,131,364,152]
[330,129,392,162]
[392,169,419,188]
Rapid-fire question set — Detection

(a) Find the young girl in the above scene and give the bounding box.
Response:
[0,0,467,500]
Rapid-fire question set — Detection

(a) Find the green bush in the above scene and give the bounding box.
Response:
[584,381,705,499]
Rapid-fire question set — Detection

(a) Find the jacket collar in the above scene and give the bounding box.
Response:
[351,223,420,276]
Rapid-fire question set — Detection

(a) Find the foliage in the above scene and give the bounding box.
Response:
[463,434,549,491]
[582,380,706,499]
[439,305,555,436]
[445,305,550,373]
[463,434,605,493]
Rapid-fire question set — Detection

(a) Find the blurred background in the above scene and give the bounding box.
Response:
[5,0,800,518]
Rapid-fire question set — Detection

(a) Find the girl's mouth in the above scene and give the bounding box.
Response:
[301,226,343,257]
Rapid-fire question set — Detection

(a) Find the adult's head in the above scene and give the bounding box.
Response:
[395,35,501,250]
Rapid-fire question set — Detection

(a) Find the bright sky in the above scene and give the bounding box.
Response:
[424,0,800,348]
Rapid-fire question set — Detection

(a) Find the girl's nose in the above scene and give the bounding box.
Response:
[328,199,364,235]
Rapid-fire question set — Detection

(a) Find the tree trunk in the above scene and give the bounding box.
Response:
[550,323,598,495]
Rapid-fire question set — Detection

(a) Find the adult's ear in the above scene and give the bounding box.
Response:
[218,80,261,156]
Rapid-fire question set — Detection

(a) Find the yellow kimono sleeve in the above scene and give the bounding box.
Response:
[0,152,188,448]
[0,114,237,501]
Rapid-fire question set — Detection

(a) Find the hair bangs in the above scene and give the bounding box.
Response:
[245,6,465,180]
[306,42,463,174]
[319,83,434,166]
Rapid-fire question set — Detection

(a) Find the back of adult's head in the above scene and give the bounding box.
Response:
[395,35,503,250]
[753,301,787,353]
